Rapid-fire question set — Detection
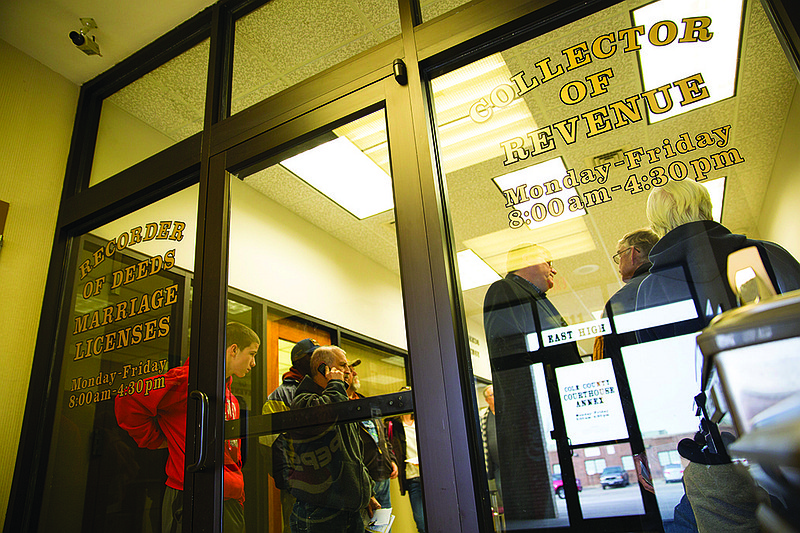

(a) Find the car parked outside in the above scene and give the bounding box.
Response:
[663,463,685,483]
[552,473,582,499]
[600,466,630,489]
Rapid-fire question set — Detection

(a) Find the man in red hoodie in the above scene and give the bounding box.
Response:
[115,321,260,533]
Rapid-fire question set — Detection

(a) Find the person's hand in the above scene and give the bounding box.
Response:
[325,365,345,383]
[390,461,399,479]
[367,496,381,518]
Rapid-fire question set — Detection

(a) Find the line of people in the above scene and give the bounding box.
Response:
[265,338,426,533]
[115,322,426,533]
[482,178,800,530]
[115,321,260,533]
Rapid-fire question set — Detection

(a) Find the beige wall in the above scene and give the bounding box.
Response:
[0,39,78,524]
[91,177,410,350]
[89,100,174,186]
[759,85,800,256]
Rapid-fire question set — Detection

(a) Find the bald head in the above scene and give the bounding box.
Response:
[310,346,351,388]
[507,243,556,293]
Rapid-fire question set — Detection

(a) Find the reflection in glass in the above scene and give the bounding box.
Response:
[38,186,198,533]
[90,41,209,186]
[431,0,800,529]
[633,0,744,123]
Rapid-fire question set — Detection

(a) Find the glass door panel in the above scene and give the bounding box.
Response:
[428,0,800,530]
[90,41,209,187]
[224,107,421,532]
[38,185,198,533]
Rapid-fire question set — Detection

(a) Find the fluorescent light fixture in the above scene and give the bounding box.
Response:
[700,176,725,222]
[463,216,596,275]
[280,136,393,219]
[633,0,743,122]
[431,53,538,173]
[492,157,586,230]
[334,110,391,175]
[457,249,501,290]
[525,332,540,352]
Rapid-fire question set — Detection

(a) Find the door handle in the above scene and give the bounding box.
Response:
[187,390,209,472]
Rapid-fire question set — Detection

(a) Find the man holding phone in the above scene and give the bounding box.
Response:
[287,345,380,532]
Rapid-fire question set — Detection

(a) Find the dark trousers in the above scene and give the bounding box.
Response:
[162,486,246,533]
[290,500,364,533]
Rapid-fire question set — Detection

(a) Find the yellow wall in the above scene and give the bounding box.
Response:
[759,85,800,255]
[389,477,421,533]
[89,100,174,186]
[0,39,78,524]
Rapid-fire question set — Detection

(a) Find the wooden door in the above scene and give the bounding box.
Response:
[264,314,332,533]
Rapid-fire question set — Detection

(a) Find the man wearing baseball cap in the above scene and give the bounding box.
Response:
[269,338,320,407]
[346,360,398,517]
[262,338,320,533]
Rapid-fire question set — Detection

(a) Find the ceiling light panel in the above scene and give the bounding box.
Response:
[463,217,596,276]
[281,136,393,219]
[457,249,502,291]
[633,0,744,123]
[701,176,726,222]
[334,111,391,175]
[492,157,586,230]
[431,53,538,173]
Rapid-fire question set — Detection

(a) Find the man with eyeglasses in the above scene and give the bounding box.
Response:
[593,229,659,360]
[483,243,581,521]
[286,345,380,533]
[484,243,581,366]
[610,229,659,312]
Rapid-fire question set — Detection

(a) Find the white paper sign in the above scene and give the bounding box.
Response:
[556,358,628,445]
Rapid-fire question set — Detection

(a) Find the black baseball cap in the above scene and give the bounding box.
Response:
[291,338,320,363]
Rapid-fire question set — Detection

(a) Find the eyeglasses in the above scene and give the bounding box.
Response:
[612,246,636,264]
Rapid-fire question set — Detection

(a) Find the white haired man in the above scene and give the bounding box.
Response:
[636,179,800,532]
[636,179,800,340]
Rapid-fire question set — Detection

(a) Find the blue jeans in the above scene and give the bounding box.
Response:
[406,477,425,533]
[374,479,391,510]
[290,500,364,533]
[373,479,391,532]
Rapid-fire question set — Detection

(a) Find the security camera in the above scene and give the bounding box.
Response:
[69,18,101,56]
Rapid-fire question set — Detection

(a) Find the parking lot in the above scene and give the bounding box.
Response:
[559,479,685,520]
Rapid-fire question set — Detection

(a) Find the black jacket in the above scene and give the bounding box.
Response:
[353,393,396,482]
[606,261,651,318]
[636,221,800,341]
[484,273,582,371]
[385,417,412,495]
[285,376,373,511]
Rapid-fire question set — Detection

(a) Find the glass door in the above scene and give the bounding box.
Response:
[209,78,423,533]
[424,0,786,529]
[36,185,198,533]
